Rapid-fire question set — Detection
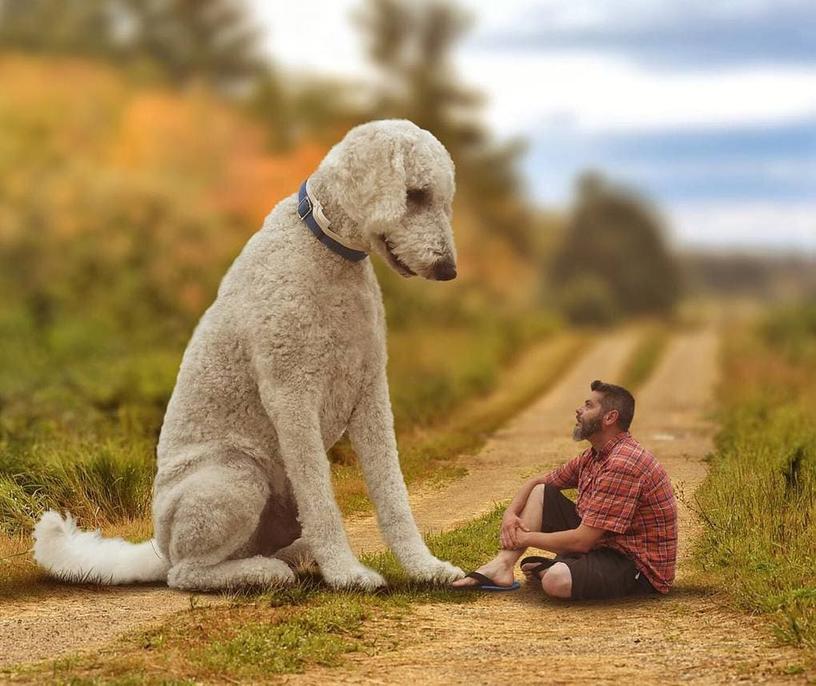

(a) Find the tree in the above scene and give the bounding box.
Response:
[0,0,268,93]
[355,0,533,254]
[356,0,479,151]
[118,0,266,92]
[552,172,682,321]
[0,0,118,57]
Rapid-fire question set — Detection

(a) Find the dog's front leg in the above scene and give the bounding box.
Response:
[348,373,464,583]
[262,390,385,590]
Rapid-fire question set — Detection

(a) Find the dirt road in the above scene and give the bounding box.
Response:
[285,327,810,685]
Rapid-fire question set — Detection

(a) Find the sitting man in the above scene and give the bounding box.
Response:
[451,380,677,600]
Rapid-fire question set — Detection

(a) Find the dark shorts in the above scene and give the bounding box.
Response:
[539,484,658,601]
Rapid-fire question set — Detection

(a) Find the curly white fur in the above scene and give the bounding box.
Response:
[33,119,464,591]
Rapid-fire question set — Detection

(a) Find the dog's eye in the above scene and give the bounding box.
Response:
[406,188,430,207]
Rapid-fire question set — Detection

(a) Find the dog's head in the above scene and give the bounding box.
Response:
[319,119,457,281]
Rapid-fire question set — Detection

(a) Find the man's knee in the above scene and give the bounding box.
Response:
[541,562,572,599]
[529,482,547,504]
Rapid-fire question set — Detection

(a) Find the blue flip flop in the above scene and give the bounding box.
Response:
[455,571,520,591]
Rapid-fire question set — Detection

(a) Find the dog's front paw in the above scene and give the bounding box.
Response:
[407,557,465,583]
[322,563,386,591]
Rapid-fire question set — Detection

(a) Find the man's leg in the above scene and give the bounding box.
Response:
[508,487,645,601]
[450,483,547,588]
[543,548,647,601]
[538,562,572,598]
[518,483,582,596]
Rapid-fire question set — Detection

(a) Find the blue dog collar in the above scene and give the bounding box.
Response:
[297,180,368,263]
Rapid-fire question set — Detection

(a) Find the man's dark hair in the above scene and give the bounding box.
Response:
[590,380,635,431]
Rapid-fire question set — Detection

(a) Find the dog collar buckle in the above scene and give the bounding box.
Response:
[297,195,313,220]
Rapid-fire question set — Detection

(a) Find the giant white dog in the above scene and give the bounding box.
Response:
[34,119,465,591]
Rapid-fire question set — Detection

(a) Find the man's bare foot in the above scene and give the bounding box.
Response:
[520,557,557,582]
[520,561,545,580]
[450,557,516,588]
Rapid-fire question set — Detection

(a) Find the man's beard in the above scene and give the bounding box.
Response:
[572,415,602,441]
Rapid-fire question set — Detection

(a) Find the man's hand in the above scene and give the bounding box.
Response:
[500,512,530,550]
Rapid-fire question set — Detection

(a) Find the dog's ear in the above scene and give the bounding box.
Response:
[337,132,407,228]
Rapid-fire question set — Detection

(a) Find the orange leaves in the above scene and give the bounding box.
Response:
[1,53,329,234]
[213,141,327,225]
[0,54,124,163]
[0,54,331,328]
[109,85,330,227]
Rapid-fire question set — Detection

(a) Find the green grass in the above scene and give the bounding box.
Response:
[691,303,816,658]
[619,321,670,391]
[0,437,155,535]
[0,296,560,536]
[5,507,506,683]
[200,598,370,675]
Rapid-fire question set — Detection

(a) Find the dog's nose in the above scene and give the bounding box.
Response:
[432,260,457,281]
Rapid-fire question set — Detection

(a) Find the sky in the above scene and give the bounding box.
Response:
[250,0,816,254]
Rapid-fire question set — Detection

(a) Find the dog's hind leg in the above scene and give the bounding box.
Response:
[274,537,314,569]
[168,555,294,591]
[160,459,295,592]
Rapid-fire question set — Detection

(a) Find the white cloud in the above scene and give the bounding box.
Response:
[480,0,811,40]
[250,1,369,77]
[620,159,816,183]
[668,201,816,252]
[456,49,816,135]
[250,2,816,137]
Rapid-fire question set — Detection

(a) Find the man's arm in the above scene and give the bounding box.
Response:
[505,453,584,517]
[500,454,586,547]
[512,523,605,555]
[514,458,645,554]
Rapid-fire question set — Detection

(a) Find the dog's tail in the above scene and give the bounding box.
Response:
[33,511,170,584]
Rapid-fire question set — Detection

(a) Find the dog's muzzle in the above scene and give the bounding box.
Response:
[431,259,457,281]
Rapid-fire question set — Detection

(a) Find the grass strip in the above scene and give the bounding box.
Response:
[691,306,816,661]
[618,322,670,391]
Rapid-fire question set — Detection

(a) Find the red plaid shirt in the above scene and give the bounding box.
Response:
[543,431,678,593]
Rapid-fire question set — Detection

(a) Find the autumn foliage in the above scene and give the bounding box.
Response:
[0,54,329,325]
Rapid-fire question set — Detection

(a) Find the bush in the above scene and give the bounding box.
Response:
[551,173,681,322]
[556,274,620,326]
